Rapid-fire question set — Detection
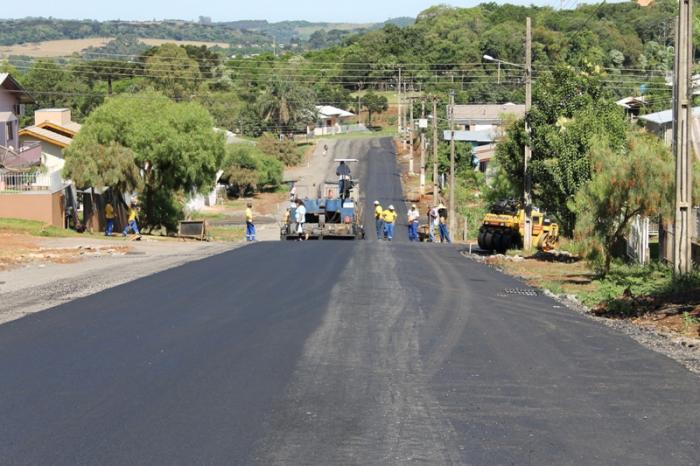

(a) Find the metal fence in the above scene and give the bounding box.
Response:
[0,171,53,192]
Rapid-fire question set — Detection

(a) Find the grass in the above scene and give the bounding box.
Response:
[208,225,245,242]
[0,218,80,237]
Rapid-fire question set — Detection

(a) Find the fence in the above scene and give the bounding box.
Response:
[0,171,63,193]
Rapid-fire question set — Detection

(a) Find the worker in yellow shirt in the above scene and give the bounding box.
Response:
[122,201,140,237]
[374,200,384,240]
[245,202,256,241]
[104,201,115,236]
[382,205,397,241]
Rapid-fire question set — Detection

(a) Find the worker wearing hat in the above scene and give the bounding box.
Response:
[382,205,397,241]
[407,204,420,242]
[374,200,384,240]
[437,202,451,243]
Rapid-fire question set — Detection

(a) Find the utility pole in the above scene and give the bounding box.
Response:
[449,90,456,236]
[409,97,414,174]
[673,0,693,275]
[357,95,361,125]
[523,17,534,251]
[433,99,439,205]
[397,67,402,136]
[420,99,426,195]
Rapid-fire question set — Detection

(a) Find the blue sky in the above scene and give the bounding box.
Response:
[10,0,600,23]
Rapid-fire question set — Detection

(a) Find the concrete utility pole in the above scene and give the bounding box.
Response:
[420,99,426,195]
[449,90,456,236]
[433,99,439,205]
[673,0,693,275]
[523,17,534,251]
[357,95,361,125]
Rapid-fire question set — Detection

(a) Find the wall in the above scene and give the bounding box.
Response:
[0,191,64,227]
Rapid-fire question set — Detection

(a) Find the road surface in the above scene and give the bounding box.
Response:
[1,138,698,465]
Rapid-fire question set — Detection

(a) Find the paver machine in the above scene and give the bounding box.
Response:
[280,159,365,240]
[477,199,560,253]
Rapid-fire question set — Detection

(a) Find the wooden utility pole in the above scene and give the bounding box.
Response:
[397,67,402,135]
[523,17,534,251]
[449,90,456,236]
[420,99,426,195]
[673,0,693,275]
[409,97,414,174]
[433,99,439,205]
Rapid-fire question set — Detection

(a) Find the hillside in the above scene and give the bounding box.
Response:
[0,17,416,52]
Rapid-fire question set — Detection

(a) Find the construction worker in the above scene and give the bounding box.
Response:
[437,203,451,243]
[336,160,352,199]
[382,205,397,241]
[104,201,115,236]
[122,201,140,237]
[427,205,438,243]
[245,202,256,241]
[294,198,307,241]
[374,200,384,240]
[408,204,420,242]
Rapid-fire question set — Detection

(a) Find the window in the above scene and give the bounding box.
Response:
[6,121,13,141]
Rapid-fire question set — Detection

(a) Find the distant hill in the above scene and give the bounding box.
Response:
[0,17,416,51]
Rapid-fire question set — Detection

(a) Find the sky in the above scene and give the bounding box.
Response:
[8,0,599,23]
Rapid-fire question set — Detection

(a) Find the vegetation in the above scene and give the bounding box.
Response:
[64,92,225,232]
[219,144,284,197]
[573,130,674,275]
[0,218,80,237]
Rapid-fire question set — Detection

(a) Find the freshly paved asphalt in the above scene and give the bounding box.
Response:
[1,138,699,465]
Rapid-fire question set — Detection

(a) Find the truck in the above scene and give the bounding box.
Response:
[280,159,365,240]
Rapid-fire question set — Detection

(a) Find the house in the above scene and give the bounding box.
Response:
[19,108,81,174]
[308,105,356,136]
[443,129,501,173]
[450,103,527,131]
[0,73,42,170]
[0,100,80,227]
[615,96,648,119]
[638,106,700,148]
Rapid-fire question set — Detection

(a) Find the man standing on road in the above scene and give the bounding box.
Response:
[295,198,307,241]
[428,205,438,243]
[382,205,397,241]
[437,203,451,243]
[374,200,384,240]
[336,160,351,199]
[104,201,115,236]
[245,202,256,242]
[408,204,420,242]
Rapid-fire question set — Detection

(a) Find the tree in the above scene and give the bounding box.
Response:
[573,130,674,275]
[257,78,317,134]
[144,43,202,100]
[64,91,225,231]
[495,65,627,234]
[220,144,283,197]
[362,91,388,127]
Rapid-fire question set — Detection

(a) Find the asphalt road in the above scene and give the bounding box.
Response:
[1,138,699,465]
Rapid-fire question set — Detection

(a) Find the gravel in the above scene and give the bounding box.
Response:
[463,249,700,376]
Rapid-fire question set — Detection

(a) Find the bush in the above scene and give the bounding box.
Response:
[221,144,283,197]
[258,133,303,166]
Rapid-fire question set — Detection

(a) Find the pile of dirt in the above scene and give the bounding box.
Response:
[0,234,129,271]
[592,288,700,338]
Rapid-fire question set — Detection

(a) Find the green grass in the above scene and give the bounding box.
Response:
[208,225,245,242]
[0,218,80,237]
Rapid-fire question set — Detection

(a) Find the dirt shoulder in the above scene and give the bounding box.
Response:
[464,250,700,375]
[0,236,240,325]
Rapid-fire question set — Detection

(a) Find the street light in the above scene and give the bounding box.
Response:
[482,17,532,251]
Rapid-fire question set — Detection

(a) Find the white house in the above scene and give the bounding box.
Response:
[308,105,355,136]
